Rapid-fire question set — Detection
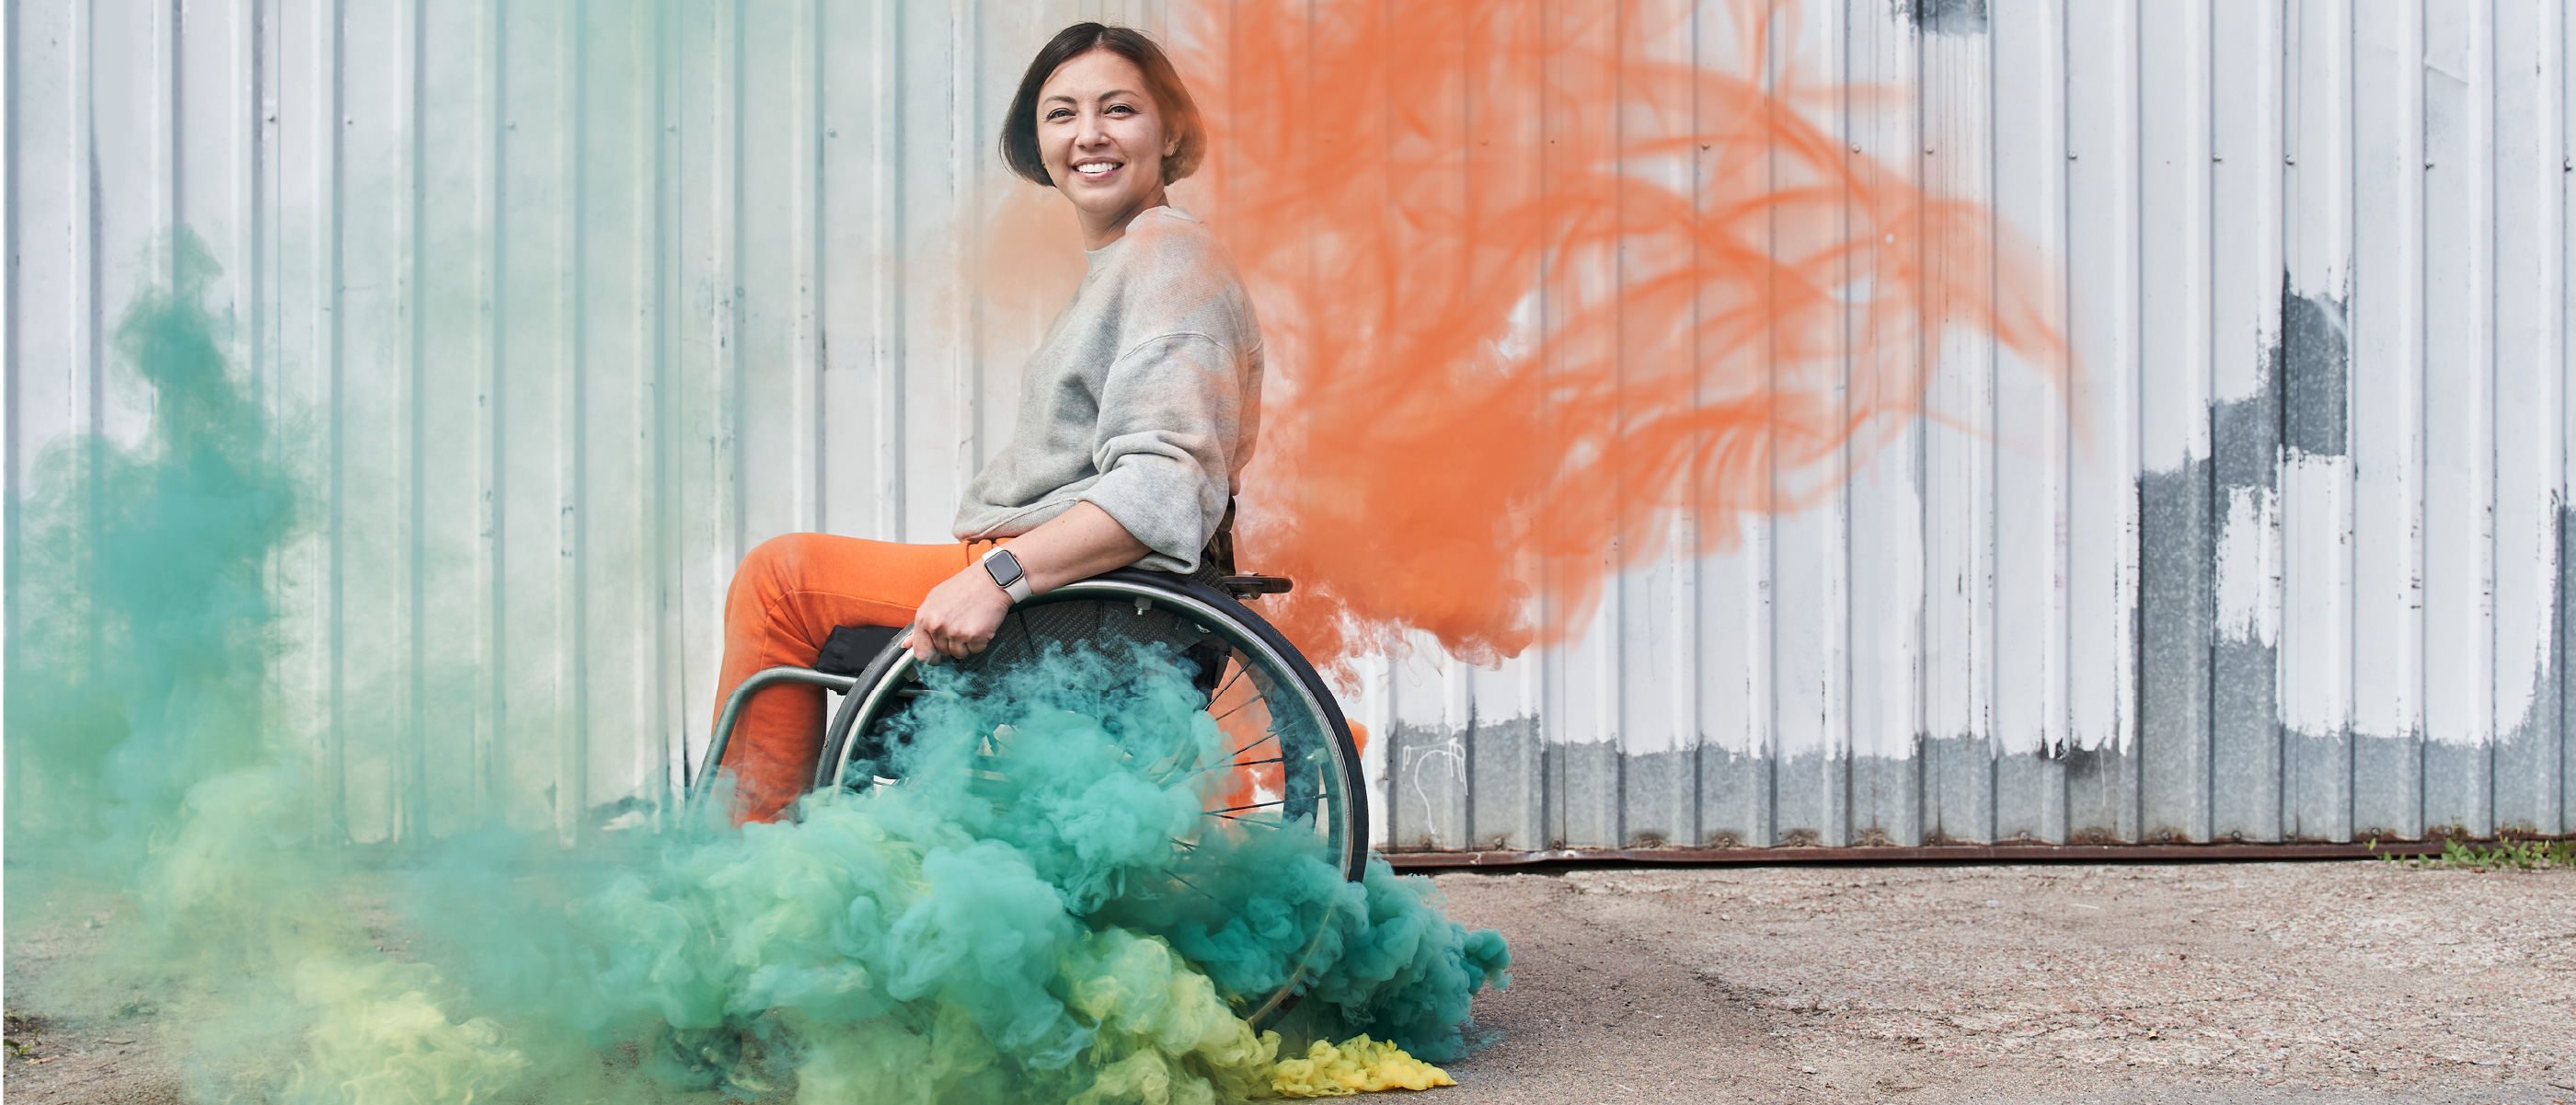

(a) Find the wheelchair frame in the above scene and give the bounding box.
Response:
[684,568,1365,878]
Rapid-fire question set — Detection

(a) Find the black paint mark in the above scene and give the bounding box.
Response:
[1898,0,1988,36]
[2278,275,2350,458]
[2135,270,2357,840]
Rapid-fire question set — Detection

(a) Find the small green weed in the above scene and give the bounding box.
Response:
[2369,836,2576,871]
[5,1007,44,1060]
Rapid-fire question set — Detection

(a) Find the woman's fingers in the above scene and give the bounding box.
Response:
[922,621,985,660]
[907,564,1007,663]
[908,624,959,664]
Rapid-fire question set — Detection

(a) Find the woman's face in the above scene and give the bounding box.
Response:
[1037,49,1176,245]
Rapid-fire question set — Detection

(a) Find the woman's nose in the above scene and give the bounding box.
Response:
[1075,110,1110,147]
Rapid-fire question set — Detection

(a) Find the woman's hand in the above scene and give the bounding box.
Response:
[908,502,1153,663]
[908,565,1014,662]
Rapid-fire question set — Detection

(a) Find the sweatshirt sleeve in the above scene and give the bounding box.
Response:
[1078,330,1240,570]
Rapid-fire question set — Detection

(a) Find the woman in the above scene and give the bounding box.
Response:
[710,23,1262,823]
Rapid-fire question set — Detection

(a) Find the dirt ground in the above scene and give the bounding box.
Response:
[1433,861,2576,1104]
[6,860,2570,1103]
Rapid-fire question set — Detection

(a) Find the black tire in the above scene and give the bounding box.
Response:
[808,568,1367,1024]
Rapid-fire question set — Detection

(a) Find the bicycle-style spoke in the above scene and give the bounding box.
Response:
[1206,799,1285,815]
[1210,694,1264,726]
[1209,811,1285,827]
[1181,754,1287,784]
[1163,868,1220,901]
[1225,726,1280,759]
[1134,742,1205,788]
[1206,659,1249,705]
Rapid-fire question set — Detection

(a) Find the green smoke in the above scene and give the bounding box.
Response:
[6,241,1505,1101]
[387,641,1507,1100]
[4,233,362,1096]
[6,233,295,858]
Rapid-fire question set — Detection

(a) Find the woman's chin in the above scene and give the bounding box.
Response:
[1064,178,1130,208]
[1064,189,1160,230]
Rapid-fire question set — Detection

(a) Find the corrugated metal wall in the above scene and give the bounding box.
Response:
[7,0,2569,850]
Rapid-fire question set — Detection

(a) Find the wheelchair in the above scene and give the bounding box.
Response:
[684,553,1368,1029]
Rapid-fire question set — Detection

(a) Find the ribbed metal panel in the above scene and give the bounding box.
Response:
[6,0,2567,849]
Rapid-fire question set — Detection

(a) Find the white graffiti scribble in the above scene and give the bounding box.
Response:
[1400,735,1467,848]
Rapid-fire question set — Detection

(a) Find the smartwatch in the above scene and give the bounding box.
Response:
[980,547,1033,603]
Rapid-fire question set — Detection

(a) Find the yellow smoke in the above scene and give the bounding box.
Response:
[1266,1036,1457,1097]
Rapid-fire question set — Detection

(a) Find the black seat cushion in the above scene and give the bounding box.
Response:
[814,624,903,676]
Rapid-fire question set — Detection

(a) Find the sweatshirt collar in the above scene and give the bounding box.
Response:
[1085,205,1194,270]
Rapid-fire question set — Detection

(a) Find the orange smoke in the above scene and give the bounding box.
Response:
[1165,0,2064,674]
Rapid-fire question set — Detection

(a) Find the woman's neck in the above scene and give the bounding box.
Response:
[1078,187,1169,250]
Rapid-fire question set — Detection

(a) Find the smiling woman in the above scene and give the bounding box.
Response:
[707,23,1261,824]
[999,24,1206,249]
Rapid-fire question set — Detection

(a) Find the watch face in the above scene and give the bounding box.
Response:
[986,549,1024,587]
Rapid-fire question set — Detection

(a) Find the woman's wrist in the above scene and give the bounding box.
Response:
[997,501,1150,593]
[979,547,1035,602]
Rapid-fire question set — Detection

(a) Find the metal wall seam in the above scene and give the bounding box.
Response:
[2061,0,2145,843]
[2488,0,2568,841]
[2420,1,2499,833]
[1990,0,2072,841]
[2348,0,2429,839]
[2562,0,2576,840]
[2281,0,2356,845]
[1844,0,1929,850]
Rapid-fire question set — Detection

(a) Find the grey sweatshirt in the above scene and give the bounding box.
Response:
[951,206,1263,574]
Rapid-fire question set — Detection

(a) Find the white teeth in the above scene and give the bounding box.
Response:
[1076,162,1118,176]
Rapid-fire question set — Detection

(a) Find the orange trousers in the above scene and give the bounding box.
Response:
[712,532,1003,823]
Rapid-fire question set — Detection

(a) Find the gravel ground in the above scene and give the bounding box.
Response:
[1432,861,2576,1104]
[7,860,2570,1103]
[4,905,184,1105]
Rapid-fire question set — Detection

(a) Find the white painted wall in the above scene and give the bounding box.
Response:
[7,0,2567,848]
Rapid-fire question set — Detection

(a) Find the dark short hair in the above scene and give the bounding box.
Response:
[1000,23,1203,188]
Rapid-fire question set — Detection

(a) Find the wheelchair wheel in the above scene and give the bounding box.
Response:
[809,568,1366,1027]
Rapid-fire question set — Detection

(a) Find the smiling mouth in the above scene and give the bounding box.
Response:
[1075,161,1121,177]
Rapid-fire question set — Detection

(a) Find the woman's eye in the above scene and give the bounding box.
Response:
[1046,108,1073,121]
